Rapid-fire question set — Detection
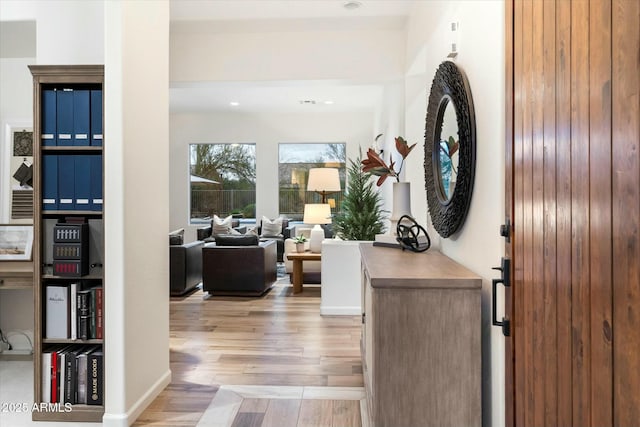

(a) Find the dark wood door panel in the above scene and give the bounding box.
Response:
[508,0,638,425]
[589,1,614,426]
[612,0,640,425]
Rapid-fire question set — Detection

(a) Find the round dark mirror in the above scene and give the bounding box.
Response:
[424,61,476,238]
[436,96,459,202]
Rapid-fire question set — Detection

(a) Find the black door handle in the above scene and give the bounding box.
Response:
[492,277,510,337]
[491,257,511,287]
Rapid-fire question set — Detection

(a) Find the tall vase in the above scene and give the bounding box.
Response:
[390,182,412,235]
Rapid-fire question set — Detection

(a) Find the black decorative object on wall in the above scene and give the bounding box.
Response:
[424,61,476,238]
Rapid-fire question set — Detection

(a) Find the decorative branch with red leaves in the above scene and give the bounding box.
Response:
[361,136,417,186]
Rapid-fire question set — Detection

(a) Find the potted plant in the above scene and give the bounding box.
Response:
[293,235,307,252]
[333,153,386,240]
[361,135,417,231]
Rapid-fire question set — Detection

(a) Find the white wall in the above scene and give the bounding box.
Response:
[373,80,405,221]
[0,0,104,65]
[0,58,34,223]
[170,111,373,242]
[104,1,171,426]
[404,2,506,427]
[171,25,405,83]
[1,1,170,425]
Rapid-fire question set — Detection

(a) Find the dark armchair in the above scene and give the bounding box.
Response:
[169,229,204,296]
[202,235,277,296]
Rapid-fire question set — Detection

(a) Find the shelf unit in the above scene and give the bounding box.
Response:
[29,65,104,422]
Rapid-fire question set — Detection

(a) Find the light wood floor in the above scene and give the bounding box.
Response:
[133,280,363,427]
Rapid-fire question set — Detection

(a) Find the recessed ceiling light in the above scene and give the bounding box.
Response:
[230,101,239,106]
[343,1,362,10]
[324,100,334,105]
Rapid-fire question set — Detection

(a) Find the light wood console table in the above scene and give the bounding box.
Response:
[360,243,482,427]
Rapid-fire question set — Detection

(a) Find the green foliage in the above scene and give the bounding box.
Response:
[191,144,256,188]
[242,203,256,218]
[333,156,386,240]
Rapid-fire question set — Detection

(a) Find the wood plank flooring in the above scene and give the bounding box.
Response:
[134,280,363,427]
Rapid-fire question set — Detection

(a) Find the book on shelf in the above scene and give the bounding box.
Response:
[45,283,101,342]
[59,351,66,405]
[42,344,102,405]
[56,345,73,405]
[45,285,70,339]
[76,346,100,404]
[77,290,91,341]
[88,287,104,339]
[42,352,52,403]
[95,287,103,339]
[63,347,81,404]
[87,349,103,405]
[51,347,58,403]
[70,283,78,340]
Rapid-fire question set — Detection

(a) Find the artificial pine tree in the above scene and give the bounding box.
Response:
[333,156,386,240]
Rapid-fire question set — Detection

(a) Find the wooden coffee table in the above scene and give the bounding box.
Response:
[286,251,321,293]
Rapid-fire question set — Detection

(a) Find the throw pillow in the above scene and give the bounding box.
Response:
[168,228,185,245]
[260,216,283,237]
[212,214,238,236]
[215,235,259,246]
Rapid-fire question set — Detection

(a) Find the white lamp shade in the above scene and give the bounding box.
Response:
[307,168,341,192]
[303,203,332,225]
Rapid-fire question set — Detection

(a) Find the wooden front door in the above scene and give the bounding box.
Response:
[505,1,639,426]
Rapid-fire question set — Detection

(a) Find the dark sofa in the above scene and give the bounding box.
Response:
[170,239,204,296]
[202,235,277,296]
[197,218,246,242]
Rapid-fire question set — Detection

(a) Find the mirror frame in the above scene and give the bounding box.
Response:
[424,61,476,238]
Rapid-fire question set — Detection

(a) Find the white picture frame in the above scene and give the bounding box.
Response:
[0,224,34,261]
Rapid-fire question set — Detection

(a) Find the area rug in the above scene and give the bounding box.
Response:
[276,262,286,278]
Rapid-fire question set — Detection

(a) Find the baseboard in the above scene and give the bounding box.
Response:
[320,306,361,316]
[102,369,171,427]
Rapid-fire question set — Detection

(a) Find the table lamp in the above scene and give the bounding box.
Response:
[307,168,340,203]
[303,203,331,253]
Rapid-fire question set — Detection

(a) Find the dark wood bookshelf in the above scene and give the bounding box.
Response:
[30,64,105,423]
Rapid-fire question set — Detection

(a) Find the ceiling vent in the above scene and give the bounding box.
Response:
[343,1,363,11]
[299,100,317,105]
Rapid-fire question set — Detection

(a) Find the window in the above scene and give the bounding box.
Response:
[278,143,346,219]
[189,143,256,224]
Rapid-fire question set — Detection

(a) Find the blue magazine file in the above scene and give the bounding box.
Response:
[58,155,75,210]
[56,89,74,147]
[73,90,90,146]
[75,156,91,211]
[42,155,58,210]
